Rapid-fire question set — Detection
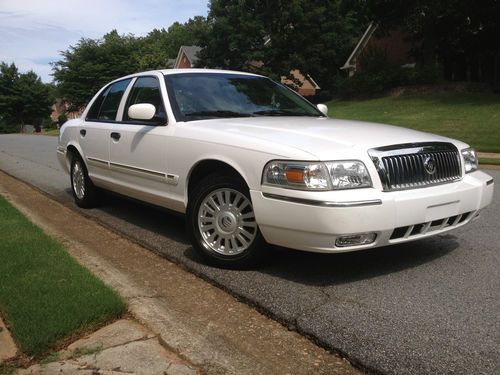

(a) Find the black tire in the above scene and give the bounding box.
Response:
[186,173,266,269]
[70,153,100,208]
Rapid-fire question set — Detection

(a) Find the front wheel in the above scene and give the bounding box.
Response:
[187,174,266,269]
[70,154,100,208]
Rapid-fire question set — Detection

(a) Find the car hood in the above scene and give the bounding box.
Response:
[179,116,466,160]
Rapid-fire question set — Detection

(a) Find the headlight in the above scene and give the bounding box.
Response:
[262,161,331,190]
[262,160,372,190]
[325,160,372,189]
[461,148,478,173]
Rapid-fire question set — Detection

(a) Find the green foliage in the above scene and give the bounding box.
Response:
[364,0,500,84]
[199,0,367,90]
[53,18,210,110]
[137,16,210,70]
[198,1,267,70]
[57,113,68,125]
[0,195,126,356]
[52,31,143,111]
[0,62,53,133]
[336,47,440,98]
[42,117,56,129]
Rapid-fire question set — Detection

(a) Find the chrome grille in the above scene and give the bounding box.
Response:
[369,142,462,191]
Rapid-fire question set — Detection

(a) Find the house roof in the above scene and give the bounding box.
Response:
[174,45,202,68]
[281,70,320,90]
[341,22,378,71]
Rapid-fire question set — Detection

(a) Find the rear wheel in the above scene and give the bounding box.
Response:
[70,154,100,208]
[187,174,266,269]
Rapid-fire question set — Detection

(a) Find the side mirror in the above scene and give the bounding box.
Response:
[317,104,328,116]
[128,103,156,121]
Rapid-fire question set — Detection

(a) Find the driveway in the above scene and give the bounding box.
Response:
[1,134,498,375]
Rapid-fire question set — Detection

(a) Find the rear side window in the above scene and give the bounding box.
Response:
[86,79,131,121]
[123,77,165,122]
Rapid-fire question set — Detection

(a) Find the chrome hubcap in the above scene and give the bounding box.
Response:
[72,161,85,199]
[198,188,257,256]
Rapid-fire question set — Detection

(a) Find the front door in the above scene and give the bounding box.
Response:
[108,76,171,206]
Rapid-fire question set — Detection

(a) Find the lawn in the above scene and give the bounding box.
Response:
[0,195,126,356]
[327,93,500,153]
[478,157,500,165]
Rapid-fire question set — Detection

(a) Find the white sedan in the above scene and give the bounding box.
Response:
[57,69,494,268]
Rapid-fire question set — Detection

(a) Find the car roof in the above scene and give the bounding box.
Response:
[160,68,261,77]
[116,68,263,81]
[105,69,266,88]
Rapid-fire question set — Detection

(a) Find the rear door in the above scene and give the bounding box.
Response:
[80,78,132,185]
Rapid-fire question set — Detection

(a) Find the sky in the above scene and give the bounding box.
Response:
[0,0,208,82]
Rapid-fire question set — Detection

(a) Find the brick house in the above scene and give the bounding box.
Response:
[174,46,202,68]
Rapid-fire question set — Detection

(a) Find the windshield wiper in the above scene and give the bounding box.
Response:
[184,110,255,118]
[253,109,318,117]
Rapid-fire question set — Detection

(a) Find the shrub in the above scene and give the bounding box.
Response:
[0,122,18,134]
[58,113,68,126]
[42,117,56,129]
[335,47,441,99]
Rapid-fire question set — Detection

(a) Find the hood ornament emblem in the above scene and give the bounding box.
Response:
[424,156,437,175]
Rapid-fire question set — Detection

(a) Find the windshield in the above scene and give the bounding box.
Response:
[164,73,324,122]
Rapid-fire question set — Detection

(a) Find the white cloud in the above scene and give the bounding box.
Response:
[0,0,208,82]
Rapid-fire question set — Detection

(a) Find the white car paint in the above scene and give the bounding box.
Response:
[57,69,494,253]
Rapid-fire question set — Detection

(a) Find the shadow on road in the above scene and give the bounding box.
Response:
[257,236,458,286]
[66,187,459,286]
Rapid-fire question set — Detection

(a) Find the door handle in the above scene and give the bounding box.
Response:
[80,129,86,136]
[110,132,121,141]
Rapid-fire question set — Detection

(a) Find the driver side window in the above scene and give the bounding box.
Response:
[123,76,166,123]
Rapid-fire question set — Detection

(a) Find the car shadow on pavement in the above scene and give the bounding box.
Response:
[182,234,459,286]
[256,235,459,286]
[68,189,190,245]
[64,188,459,286]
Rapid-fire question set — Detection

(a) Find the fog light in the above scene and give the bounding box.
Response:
[335,233,377,247]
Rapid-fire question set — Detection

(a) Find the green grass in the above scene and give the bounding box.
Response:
[0,195,126,356]
[479,157,500,165]
[327,93,500,152]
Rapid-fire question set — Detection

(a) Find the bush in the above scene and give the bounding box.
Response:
[42,117,56,130]
[335,47,441,99]
[0,122,18,134]
[58,113,68,126]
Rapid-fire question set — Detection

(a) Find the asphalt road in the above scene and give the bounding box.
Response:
[1,134,499,375]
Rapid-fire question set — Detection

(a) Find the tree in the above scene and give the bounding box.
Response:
[0,62,52,133]
[364,0,500,84]
[53,19,211,110]
[52,30,142,111]
[199,0,367,94]
[198,1,267,70]
[0,63,23,130]
[137,16,210,70]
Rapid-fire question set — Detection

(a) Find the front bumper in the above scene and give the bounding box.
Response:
[56,146,70,173]
[251,170,494,253]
